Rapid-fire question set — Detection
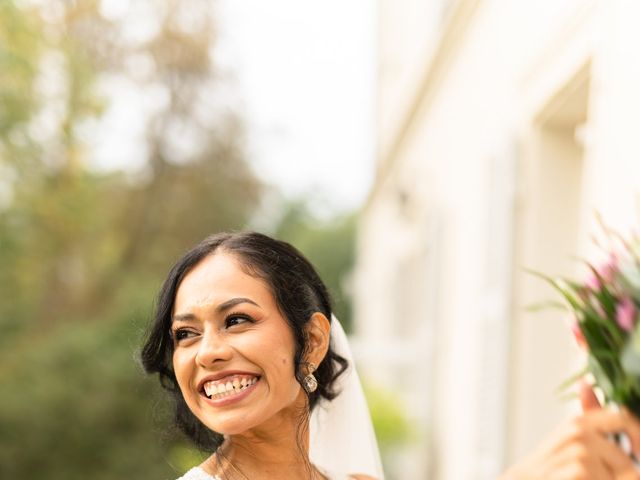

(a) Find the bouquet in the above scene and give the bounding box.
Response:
[537,231,640,417]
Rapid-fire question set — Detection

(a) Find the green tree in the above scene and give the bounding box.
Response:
[273,200,358,332]
[0,1,261,478]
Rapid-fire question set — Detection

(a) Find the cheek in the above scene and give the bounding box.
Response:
[276,356,295,382]
[172,349,195,394]
[247,330,297,382]
[267,344,299,393]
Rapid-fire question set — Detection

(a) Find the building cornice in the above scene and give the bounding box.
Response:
[365,0,483,211]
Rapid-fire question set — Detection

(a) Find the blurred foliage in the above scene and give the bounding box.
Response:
[274,201,357,332]
[0,1,363,479]
[0,1,41,138]
[0,1,261,478]
[364,382,412,450]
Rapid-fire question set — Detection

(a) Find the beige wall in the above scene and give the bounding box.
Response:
[357,0,640,478]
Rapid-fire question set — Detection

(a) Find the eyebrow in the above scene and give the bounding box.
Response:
[171,297,260,323]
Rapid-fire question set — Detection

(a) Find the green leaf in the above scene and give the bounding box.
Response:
[619,262,640,300]
[555,365,589,395]
[589,354,616,399]
[582,307,625,349]
[589,348,621,360]
[581,316,618,352]
[524,300,569,313]
[622,329,640,376]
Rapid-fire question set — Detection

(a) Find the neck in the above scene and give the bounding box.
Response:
[204,397,322,480]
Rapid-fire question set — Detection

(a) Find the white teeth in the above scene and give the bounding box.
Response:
[203,376,259,398]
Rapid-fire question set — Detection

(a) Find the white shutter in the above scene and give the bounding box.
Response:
[473,144,517,479]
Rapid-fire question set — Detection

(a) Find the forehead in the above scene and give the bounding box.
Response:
[174,252,270,310]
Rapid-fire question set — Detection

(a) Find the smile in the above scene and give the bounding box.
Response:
[202,374,260,400]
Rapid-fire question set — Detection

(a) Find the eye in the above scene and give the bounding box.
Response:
[225,314,253,328]
[172,328,197,342]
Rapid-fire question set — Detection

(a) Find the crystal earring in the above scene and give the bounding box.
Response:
[302,362,318,393]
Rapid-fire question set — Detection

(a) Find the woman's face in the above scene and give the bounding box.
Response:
[171,252,303,435]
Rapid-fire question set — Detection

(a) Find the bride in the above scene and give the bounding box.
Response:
[142,231,640,479]
[141,231,381,479]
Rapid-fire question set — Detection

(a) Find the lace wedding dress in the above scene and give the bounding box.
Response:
[177,466,355,480]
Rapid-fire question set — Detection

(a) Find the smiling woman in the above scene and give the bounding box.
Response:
[140,232,382,480]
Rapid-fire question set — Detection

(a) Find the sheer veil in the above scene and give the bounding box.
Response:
[309,315,385,479]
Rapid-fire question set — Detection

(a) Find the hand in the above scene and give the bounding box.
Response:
[499,382,640,479]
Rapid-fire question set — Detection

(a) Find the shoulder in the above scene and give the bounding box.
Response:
[349,475,378,480]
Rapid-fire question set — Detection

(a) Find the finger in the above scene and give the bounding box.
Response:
[586,433,638,479]
[578,408,639,438]
[553,462,609,480]
[579,380,601,412]
[536,410,640,467]
[567,408,640,464]
[615,470,640,480]
[600,408,640,460]
[541,443,610,479]
[619,408,640,459]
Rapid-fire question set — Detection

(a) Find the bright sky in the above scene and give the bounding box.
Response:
[87,0,376,214]
[216,0,376,213]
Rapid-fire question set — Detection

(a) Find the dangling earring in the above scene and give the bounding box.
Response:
[302,362,318,393]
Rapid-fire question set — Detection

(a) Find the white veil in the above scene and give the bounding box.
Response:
[309,315,385,479]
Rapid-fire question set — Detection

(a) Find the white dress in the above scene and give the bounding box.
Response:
[176,466,353,480]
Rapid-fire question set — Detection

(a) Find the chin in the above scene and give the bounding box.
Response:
[199,411,263,436]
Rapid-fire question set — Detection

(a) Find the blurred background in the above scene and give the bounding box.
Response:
[2,0,640,479]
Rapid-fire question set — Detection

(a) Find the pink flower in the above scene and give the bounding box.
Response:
[616,296,637,332]
[587,253,619,291]
[586,274,601,291]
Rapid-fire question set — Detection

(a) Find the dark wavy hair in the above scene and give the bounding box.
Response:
[140,231,348,451]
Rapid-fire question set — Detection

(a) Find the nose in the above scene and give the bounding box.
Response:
[195,330,233,367]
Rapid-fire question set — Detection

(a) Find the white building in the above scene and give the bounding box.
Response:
[354,1,640,479]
